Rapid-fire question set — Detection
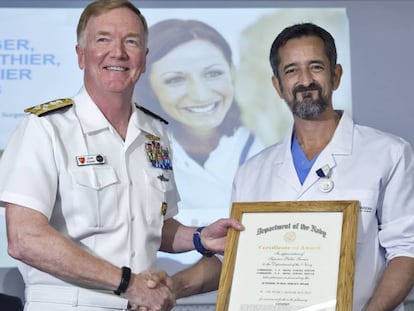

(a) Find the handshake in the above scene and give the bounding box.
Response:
[122,218,244,311]
[124,268,177,311]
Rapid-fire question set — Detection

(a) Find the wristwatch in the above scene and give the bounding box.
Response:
[114,266,131,295]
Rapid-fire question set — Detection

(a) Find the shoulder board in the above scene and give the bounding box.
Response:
[136,104,168,125]
[24,98,73,116]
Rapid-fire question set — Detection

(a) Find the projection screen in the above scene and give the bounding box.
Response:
[0,3,351,304]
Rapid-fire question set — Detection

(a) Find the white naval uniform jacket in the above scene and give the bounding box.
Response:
[232,111,414,311]
[0,87,179,309]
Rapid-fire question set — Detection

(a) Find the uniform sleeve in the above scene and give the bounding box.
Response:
[0,115,58,219]
[378,138,414,261]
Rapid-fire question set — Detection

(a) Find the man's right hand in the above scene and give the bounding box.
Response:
[125,270,175,311]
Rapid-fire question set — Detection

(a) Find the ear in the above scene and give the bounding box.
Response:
[76,44,85,70]
[142,47,149,73]
[271,75,284,98]
[332,64,343,90]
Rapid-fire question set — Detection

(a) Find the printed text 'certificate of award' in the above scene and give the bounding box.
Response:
[216,201,358,311]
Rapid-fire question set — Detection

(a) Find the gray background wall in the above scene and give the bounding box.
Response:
[1,0,414,309]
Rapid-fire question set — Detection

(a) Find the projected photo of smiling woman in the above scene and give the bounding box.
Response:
[134,19,264,233]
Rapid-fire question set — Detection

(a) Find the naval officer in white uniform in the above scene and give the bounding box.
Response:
[0,1,242,310]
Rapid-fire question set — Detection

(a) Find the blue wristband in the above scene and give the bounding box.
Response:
[193,227,215,257]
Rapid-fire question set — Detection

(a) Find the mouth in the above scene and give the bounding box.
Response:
[300,91,314,99]
[294,83,320,96]
[104,66,129,72]
[182,101,220,114]
[294,84,321,102]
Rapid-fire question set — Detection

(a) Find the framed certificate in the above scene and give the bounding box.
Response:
[216,200,359,311]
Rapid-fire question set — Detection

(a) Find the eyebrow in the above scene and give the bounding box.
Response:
[125,32,141,39]
[309,59,325,66]
[282,59,325,71]
[96,30,110,37]
[96,30,141,38]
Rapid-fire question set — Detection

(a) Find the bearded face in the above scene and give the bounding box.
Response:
[289,82,332,120]
[272,36,342,121]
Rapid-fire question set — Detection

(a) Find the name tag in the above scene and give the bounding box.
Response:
[76,154,106,166]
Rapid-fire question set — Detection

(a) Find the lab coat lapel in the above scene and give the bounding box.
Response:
[274,130,303,193]
[298,111,353,197]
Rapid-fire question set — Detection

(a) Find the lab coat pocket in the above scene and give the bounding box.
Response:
[334,189,378,244]
[70,166,120,230]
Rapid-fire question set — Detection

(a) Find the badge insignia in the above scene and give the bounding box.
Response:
[145,140,172,170]
[318,178,334,193]
[157,174,170,182]
[316,164,331,178]
[145,133,160,141]
[25,98,73,116]
[161,202,168,216]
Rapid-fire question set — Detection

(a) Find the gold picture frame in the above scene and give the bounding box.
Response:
[216,200,359,311]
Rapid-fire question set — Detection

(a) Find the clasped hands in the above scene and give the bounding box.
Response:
[125,218,244,311]
[125,270,175,311]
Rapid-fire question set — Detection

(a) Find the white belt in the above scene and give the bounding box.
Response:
[26,285,129,309]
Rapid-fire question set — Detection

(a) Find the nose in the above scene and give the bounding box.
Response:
[110,40,127,59]
[298,68,313,86]
[188,77,209,101]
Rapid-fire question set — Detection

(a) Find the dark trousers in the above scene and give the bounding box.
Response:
[0,293,23,311]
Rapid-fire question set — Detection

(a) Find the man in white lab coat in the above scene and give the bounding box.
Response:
[231,22,414,310]
[165,22,414,310]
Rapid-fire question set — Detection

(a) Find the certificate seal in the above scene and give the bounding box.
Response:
[284,231,296,243]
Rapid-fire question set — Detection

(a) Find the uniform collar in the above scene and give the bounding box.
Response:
[73,87,113,134]
[73,87,162,138]
[132,104,163,139]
